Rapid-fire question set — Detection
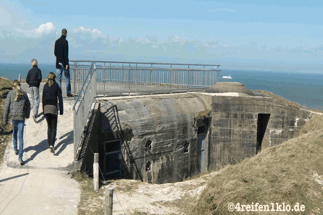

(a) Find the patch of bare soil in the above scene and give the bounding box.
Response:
[75,170,219,215]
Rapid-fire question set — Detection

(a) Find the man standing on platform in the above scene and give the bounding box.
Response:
[54,28,73,97]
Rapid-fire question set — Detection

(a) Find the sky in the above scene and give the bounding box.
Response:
[0,0,323,72]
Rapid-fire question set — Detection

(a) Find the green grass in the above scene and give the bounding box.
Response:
[71,171,105,215]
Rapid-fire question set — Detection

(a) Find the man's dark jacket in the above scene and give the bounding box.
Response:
[54,35,69,69]
[26,65,42,88]
[42,82,63,115]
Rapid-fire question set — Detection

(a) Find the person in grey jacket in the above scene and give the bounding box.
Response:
[26,59,42,122]
[2,80,31,165]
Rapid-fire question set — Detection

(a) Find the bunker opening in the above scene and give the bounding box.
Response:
[256,113,270,154]
[197,124,208,174]
[100,139,122,180]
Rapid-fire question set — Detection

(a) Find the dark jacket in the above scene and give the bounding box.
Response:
[2,90,31,124]
[26,66,42,88]
[42,82,63,115]
[54,35,69,69]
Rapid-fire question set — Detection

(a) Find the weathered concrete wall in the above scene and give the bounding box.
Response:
[97,89,314,184]
[208,94,313,170]
[99,93,211,183]
[79,102,101,174]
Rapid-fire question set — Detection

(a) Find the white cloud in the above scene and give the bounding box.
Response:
[14,22,55,38]
[72,26,105,39]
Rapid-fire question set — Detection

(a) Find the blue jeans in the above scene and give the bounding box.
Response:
[12,120,25,160]
[30,86,40,117]
[56,63,71,95]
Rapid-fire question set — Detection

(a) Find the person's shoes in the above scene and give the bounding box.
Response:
[14,149,18,155]
[18,158,23,165]
[67,94,73,97]
[32,115,37,123]
[50,146,55,154]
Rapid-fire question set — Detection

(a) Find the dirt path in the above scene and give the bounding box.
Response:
[0,84,80,215]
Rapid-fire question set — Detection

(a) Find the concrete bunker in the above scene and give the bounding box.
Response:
[79,82,314,184]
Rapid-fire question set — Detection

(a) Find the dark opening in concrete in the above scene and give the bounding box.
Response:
[145,140,152,151]
[184,142,189,153]
[100,139,122,180]
[146,161,151,171]
[257,113,270,154]
[198,125,206,134]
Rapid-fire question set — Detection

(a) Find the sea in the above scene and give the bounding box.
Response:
[1,63,323,111]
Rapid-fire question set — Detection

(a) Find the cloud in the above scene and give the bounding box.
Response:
[209,8,235,13]
[13,22,56,38]
[72,27,105,39]
[1,21,323,68]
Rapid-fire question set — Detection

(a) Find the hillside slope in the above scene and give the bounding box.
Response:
[0,77,13,163]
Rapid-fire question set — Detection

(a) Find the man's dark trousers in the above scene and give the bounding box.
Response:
[56,63,71,95]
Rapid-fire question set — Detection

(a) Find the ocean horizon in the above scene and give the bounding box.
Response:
[1,63,323,111]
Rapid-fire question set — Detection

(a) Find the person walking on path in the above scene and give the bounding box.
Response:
[42,72,63,154]
[2,80,31,165]
[26,59,42,122]
[54,28,73,97]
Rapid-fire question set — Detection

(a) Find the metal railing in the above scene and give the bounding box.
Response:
[71,60,220,96]
[71,60,220,161]
[72,62,97,160]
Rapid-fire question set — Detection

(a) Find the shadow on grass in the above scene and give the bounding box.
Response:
[0,129,13,135]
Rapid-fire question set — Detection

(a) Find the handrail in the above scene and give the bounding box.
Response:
[70,60,220,67]
[72,62,96,160]
[72,62,94,113]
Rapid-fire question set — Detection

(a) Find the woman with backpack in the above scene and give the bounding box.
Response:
[42,72,63,154]
[2,80,31,165]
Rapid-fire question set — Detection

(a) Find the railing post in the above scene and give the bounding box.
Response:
[93,153,99,191]
[73,108,77,161]
[187,65,190,91]
[109,63,111,96]
[170,65,172,93]
[204,65,206,89]
[128,63,131,95]
[104,62,106,96]
[73,62,76,95]
[150,63,153,90]
[216,65,220,83]
[18,74,21,82]
[93,63,97,98]
[105,186,114,215]
[122,63,124,84]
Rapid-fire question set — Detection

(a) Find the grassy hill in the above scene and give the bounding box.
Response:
[187,114,323,215]
[0,77,13,163]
